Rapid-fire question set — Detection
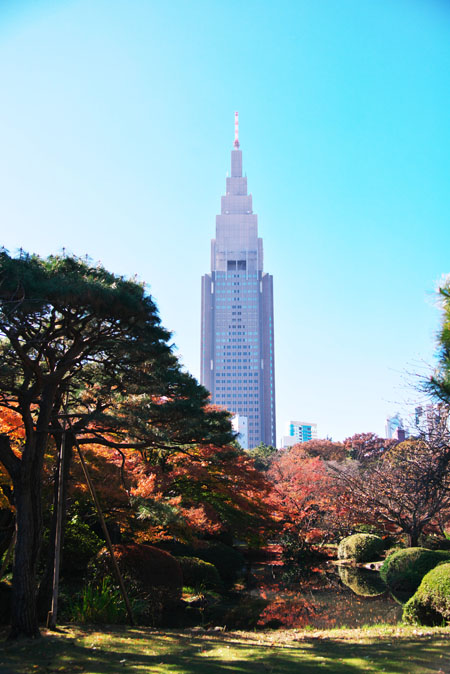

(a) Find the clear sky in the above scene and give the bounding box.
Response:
[1,0,449,442]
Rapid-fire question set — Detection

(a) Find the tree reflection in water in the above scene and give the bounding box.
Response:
[236,559,402,630]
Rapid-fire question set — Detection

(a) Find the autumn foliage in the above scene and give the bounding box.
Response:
[267,443,348,547]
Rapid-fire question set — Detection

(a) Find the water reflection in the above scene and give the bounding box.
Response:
[227,562,402,630]
[338,566,387,597]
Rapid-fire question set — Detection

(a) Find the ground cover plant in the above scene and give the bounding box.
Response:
[1,625,450,674]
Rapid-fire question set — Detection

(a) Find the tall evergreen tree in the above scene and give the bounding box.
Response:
[0,252,232,637]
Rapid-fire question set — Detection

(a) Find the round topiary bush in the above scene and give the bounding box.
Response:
[403,562,450,625]
[337,534,385,563]
[338,566,386,597]
[379,547,450,599]
[89,543,183,624]
[177,556,223,591]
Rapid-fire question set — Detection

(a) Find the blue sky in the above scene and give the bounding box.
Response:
[1,0,449,441]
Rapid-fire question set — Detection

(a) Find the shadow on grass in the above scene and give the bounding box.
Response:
[0,626,449,673]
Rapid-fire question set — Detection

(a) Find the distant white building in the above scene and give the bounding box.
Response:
[280,420,317,449]
[414,404,447,435]
[385,414,404,439]
[232,414,249,450]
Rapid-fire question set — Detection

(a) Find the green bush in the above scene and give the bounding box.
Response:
[384,546,405,559]
[403,562,450,625]
[379,547,450,599]
[337,534,385,563]
[159,541,244,584]
[419,535,450,551]
[68,577,127,624]
[194,542,244,584]
[89,544,183,625]
[338,566,386,597]
[62,516,104,577]
[177,556,223,592]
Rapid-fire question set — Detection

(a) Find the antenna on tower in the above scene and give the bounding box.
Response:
[234,111,240,148]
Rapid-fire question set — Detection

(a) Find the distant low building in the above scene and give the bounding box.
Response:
[232,414,249,450]
[280,420,317,449]
[385,413,404,439]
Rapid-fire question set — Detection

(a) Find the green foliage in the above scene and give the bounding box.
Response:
[89,544,182,625]
[403,562,450,625]
[419,535,450,551]
[68,577,127,624]
[338,567,386,597]
[337,534,385,563]
[61,516,104,577]
[0,251,234,636]
[159,541,244,585]
[177,556,223,592]
[189,542,244,585]
[379,547,450,599]
[246,443,277,472]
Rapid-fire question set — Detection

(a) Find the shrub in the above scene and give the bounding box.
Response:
[159,540,244,584]
[403,562,450,625]
[338,566,386,597]
[89,543,182,624]
[379,547,450,599]
[337,534,385,563]
[177,556,223,592]
[194,542,244,584]
[62,516,104,577]
[419,535,450,551]
[68,577,127,624]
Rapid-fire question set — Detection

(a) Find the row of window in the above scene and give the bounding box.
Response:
[215,330,259,336]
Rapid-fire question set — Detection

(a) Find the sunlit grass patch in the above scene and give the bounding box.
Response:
[0,624,449,673]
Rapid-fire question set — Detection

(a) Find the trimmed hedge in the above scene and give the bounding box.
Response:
[337,534,385,563]
[403,562,450,625]
[379,547,450,599]
[177,556,223,591]
[338,566,386,597]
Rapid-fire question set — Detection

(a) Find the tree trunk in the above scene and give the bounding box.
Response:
[37,435,73,621]
[9,469,43,638]
[407,528,420,548]
[0,509,15,559]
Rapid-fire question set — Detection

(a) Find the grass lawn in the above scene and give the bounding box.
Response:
[0,625,450,674]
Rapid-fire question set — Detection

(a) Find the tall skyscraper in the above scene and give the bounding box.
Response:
[201,113,276,448]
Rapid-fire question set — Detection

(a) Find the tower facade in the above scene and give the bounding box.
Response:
[201,114,276,448]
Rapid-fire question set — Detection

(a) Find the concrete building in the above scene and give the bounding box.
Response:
[385,414,404,439]
[231,414,249,450]
[201,113,276,448]
[280,420,317,448]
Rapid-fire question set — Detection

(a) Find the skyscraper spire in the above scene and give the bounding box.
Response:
[234,111,240,148]
[201,116,276,448]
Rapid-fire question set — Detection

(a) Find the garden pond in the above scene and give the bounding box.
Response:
[184,552,403,630]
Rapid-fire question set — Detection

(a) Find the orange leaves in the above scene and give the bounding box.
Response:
[267,446,343,543]
[0,408,25,444]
